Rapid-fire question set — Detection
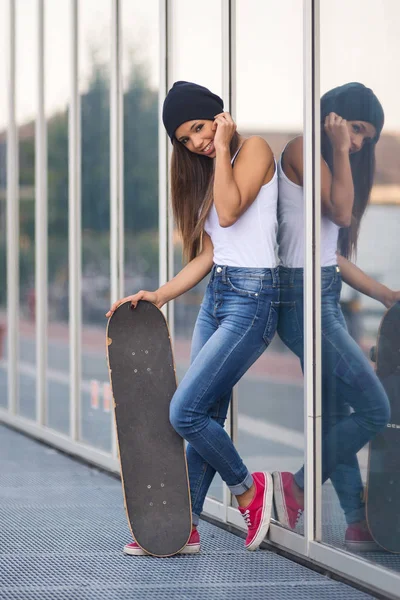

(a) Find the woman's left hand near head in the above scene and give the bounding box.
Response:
[212,112,237,151]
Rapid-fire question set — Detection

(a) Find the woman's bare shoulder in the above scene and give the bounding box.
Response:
[239,135,274,162]
[283,135,303,162]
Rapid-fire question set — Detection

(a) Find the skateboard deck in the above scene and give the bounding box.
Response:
[106,300,192,557]
[366,301,400,553]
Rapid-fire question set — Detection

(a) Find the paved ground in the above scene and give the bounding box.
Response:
[0,423,380,600]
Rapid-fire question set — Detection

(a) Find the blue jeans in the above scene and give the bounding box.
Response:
[170,265,280,526]
[277,266,390,524]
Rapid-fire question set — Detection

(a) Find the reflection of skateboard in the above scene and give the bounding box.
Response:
[366,302,400,553]
[106,300,192,557]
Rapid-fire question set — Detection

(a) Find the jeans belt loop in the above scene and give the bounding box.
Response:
[221,265,227,284]
[272,267,277,288]
[210,264,216,283]
[289,268,295,287]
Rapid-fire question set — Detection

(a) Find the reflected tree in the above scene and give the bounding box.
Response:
[9,49,159,312]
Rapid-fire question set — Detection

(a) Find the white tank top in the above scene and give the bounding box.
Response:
[277,150,339,268]
[204,145,278,268]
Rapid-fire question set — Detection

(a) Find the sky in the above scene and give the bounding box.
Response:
[1,0,400,133]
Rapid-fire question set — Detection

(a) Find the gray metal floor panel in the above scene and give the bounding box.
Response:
[0,587,376,600]
[320,483,400,573]
[0,424,380,600]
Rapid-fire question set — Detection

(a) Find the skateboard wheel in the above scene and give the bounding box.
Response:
[369,346,376,362]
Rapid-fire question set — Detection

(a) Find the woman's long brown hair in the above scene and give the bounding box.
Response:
[321,131,376,259]
[171,131,240,262]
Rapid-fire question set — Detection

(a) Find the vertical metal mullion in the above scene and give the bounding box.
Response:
[110,0,123,459]
[221,0,231,113]
[6,0,18,415]
[158,0,168,313]
[303,0,314,551]
[303,0,321,551]
[35,0,47,426]
[165,0,174,336]
[224,0,236,120]
[117,1,124,302]
[228,0,238,453]
[221,0,235,520]
[69,0,81,441]
[312,0,322,543]
[110,0,123,304]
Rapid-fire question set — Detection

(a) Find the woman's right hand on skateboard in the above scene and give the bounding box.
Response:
[105,290,162,317]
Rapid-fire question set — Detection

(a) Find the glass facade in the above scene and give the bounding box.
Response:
[0,0,7,408]
[78,0,112,452]
[169,0,224,504]
[16,0,37,420]
[234,0,305,532]
[45,0,70,434]
[122,0,160,300]
[318,0,400,578]
[1,1,399,596]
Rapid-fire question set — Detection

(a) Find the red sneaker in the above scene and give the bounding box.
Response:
[345,522,381,552]
[238,472,273,551]
[123,528,200,556]
[272,471,303,530]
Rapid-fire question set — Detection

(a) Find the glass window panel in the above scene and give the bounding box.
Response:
[79,0,112,451]
[16,0,37,420]
[0,0,7,408]
[319,0,400,574]
[122,0,160,297]
[170,0,224,503]
[234,0,305,534]
[45,0,70,433]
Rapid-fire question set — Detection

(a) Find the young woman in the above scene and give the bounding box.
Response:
[106,81,280,554]
[274,82,399,551]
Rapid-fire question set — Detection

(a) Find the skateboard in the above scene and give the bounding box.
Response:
[366,301,400,553]
[106,300,192,557]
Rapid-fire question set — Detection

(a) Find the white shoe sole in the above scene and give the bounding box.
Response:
[123,543,200,556]
[272,471,290,528]
[123,544,147,556]
[246,471,273,552]
[345,540,381,553]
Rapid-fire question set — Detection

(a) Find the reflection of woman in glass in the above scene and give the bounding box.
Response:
[107,81,279,555]
[274,83,400,551]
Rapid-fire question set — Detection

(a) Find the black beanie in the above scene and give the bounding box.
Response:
[162,81,224,141]
[321,82,384,142]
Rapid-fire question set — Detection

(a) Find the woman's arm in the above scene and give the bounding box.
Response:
[106,233,214,316]
[212,114,274,227]
[285,114,354,227]
[337,254,400,308]
[321,113,354,226]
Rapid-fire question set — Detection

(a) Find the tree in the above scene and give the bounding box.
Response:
[123,60,158,233]
[0,48,160,303]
